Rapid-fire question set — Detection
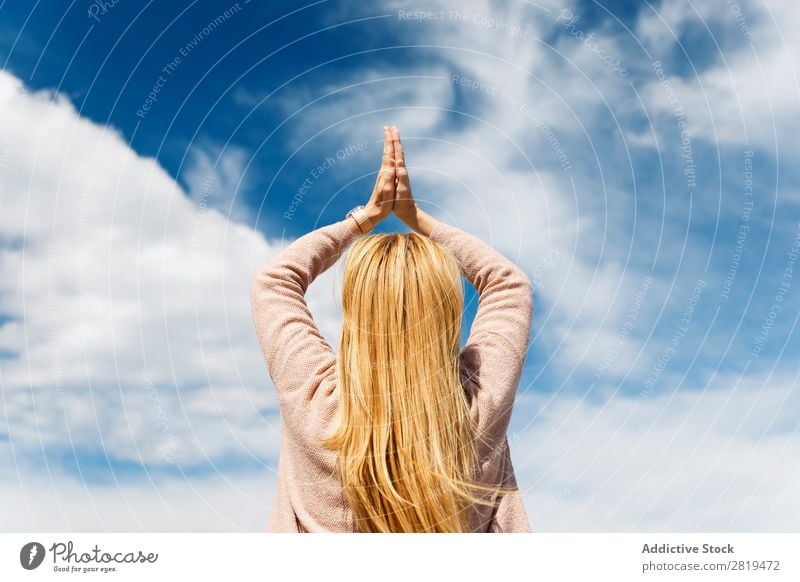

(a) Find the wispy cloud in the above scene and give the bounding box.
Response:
[635,0,800,151]
[182,140,257,225]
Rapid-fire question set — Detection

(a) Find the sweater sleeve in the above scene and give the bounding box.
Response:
[488,437,533,532]
[428,221,533,457]
[250,219,359,410]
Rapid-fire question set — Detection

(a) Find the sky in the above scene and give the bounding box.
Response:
[0,0,798,532]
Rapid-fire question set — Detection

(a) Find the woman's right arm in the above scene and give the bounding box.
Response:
[400,205,534,450]
[404,204,533,357]
[391,132,532,356]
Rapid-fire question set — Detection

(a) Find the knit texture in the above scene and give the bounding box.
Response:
[250,218,534,532]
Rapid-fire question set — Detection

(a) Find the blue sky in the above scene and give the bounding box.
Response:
[1,0,798,531]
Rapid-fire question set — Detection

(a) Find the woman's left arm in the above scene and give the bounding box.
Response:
[250,126,396,408]
[250,218,361,406]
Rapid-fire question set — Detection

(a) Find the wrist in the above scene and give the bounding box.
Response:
[402,204,438,237]
[364,203,385,224]
[395,202,419,225]
[347,204,380,234]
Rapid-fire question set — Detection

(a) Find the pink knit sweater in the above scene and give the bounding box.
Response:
[250,217,533,532]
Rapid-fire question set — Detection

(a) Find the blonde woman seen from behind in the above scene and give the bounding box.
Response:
[250,126,533,532]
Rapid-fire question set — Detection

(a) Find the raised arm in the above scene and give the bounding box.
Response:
[396,201,533,449]
[428,219,533,360]
[429,215,533,518]
[250,127,398,417]
[388,126,532,357]
[249,218,360,408]
[390,126,532,461]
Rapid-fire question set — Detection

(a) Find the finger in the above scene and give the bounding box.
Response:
[391,128,410,194]
[391,126,404,169]
[383,127,396,173]
[379,128,396,186]
[382,126,394,164]
[378,164,395,179]
[375,127,396,193]
[380,160,396,188]
[396,163,409,193]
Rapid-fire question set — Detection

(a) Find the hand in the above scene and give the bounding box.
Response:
[362,126,397,224]
[390,126,416,220]
[390,125,440,237]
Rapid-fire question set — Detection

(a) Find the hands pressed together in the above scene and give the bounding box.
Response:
[357,126,438,236]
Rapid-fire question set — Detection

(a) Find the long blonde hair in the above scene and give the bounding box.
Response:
[323,232,513,532]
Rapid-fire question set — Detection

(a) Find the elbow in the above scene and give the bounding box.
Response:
[514,269,534,314]
[516,267,532,290]
[250,265,282,304]
[491,263,533,312]
[252,257,289,287]
[251,263,303,309]
[516,273,534,352]
[510,265,532,293]
[250,267,268,296]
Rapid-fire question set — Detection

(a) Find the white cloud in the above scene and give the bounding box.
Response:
[0,441,275,532]
[0,68,320,474]
[516,371,800,531]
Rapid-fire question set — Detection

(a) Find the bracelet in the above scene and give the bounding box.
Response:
[346,205,374,234]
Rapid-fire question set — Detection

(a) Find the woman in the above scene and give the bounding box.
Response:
[250,126,533,532]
